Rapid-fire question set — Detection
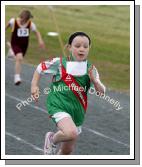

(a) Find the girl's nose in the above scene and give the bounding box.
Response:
[79,47,85,51]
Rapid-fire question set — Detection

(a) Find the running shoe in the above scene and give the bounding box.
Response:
[14,74,21,85]
[44,132,57,155]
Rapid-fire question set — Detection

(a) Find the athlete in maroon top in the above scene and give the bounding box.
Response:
[11,18,31,56]
[6,10,45,85]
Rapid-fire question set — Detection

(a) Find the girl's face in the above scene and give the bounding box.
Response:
[68,36,90,61]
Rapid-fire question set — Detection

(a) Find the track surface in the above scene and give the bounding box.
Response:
[5,58,130,155]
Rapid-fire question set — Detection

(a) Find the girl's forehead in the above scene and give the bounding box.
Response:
[72,36,89,44]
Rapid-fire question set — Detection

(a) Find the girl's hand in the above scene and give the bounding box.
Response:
[31,86,40,101]
[88,65,105,95]
[89,70,94,82]
[88,65,96,82]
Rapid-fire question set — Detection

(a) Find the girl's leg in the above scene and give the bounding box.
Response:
[44,117,78,155]
[57,140,77,155]
[52,117,78,155]
[53,117,78,144]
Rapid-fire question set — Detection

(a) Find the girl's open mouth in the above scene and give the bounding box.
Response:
[78,53,84,56]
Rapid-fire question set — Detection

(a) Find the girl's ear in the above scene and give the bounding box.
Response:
[64,44,71,51]
[89,44,91,49]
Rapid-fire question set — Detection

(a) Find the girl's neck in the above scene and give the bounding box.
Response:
[69,53,76,61]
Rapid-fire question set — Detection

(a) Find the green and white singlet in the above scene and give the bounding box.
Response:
[36,56,105,126]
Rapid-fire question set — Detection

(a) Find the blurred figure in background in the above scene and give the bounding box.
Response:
[6,10,45,85]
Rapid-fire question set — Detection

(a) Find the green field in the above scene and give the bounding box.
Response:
[5,5,130,92]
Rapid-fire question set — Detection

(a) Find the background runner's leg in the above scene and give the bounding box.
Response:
[15,53,23,75]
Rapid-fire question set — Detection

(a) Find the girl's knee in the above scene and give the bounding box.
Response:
[65,129,78,140]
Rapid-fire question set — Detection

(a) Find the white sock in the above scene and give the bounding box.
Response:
[15,74,20,77]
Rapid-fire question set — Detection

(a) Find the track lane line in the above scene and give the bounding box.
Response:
[5,93,47,113]
[83,127,129,148]
[6,132,43,153]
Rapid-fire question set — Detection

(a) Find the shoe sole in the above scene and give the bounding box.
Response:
[15,81,21,85]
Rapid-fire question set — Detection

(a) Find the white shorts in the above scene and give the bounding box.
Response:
[52,112,82,135]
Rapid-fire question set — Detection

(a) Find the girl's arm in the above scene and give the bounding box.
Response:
[31,58,60,98]
[89,66,106,95]
[31,70,41,99]
[92,79,105,95]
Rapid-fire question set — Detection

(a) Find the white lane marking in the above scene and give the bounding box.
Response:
[6,132,43,153]
[5,93,47,113]
[6,93,130,148]
[83,127,130,148]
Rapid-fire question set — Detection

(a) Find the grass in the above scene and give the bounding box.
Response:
[5,5,130,92]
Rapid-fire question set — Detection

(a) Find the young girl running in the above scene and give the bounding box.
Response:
[6,10,45,85]
[31,32,106,155]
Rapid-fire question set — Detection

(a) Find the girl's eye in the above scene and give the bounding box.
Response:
[74,44,89,48]
[84,45,89,48]
[75,45,81,48]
